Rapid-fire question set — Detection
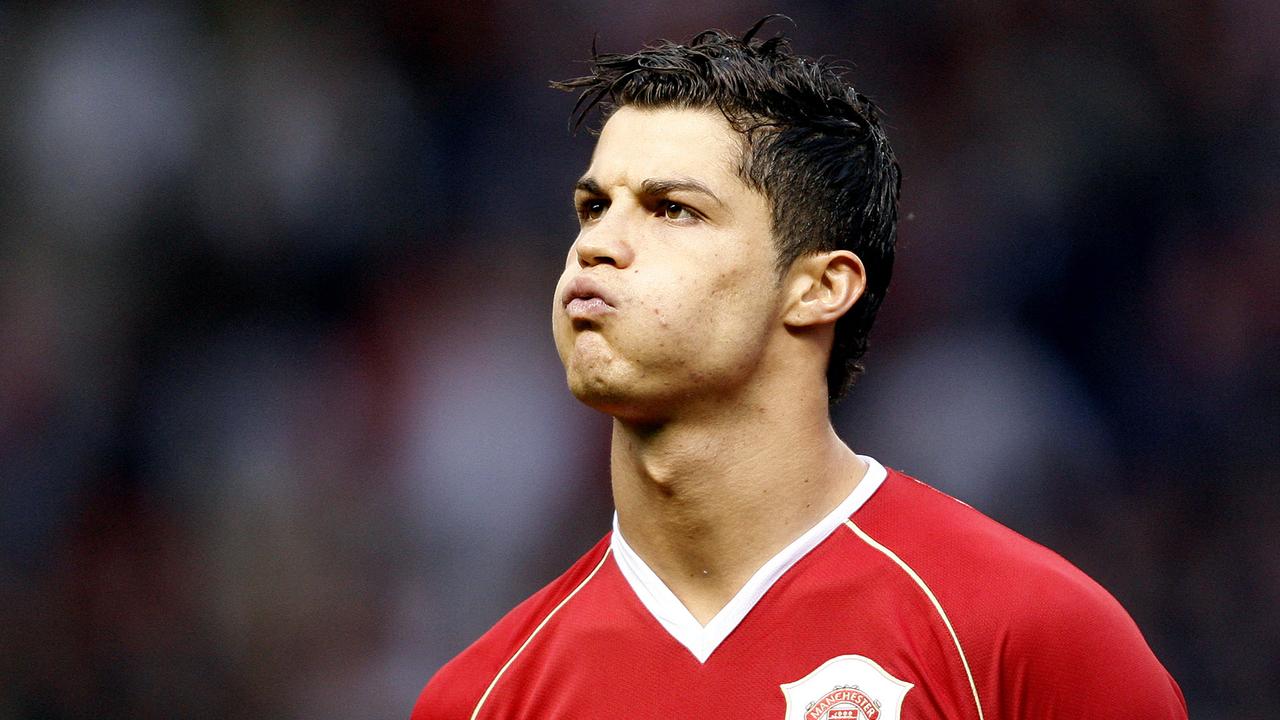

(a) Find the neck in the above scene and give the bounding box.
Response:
[610,390,867,625]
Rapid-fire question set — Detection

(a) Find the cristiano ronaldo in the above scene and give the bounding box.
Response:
[413,20,1186,720]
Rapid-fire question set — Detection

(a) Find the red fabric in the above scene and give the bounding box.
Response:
[413,469,1186,719]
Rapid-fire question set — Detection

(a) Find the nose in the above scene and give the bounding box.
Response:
[574,217,634,269]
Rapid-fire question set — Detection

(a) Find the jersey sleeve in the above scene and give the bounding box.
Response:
[858,470,1186,719]
[996,559,1187,719]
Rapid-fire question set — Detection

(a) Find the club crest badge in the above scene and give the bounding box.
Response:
[780,655,913,720]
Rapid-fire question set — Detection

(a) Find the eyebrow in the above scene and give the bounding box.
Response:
[574,176,725,209]
[574,177,604,196]
[640,177,725,208]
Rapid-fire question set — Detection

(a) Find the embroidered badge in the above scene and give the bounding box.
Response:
[780,655,913,720]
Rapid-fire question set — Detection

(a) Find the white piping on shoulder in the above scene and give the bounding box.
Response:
[470,547,613,720]
[843,519,986,720]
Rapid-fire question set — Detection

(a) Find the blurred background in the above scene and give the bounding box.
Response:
[1,1,1276,717]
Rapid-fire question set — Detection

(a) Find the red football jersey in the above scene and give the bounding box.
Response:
[413,458,1186,719]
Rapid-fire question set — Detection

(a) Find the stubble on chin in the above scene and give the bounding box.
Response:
[564,350,625,406]
[563,348,666,423]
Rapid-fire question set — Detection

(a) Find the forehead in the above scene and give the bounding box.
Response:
[584,106,747,191]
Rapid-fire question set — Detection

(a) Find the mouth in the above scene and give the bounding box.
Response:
[562,275,615,321]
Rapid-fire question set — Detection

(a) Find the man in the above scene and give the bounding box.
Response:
[413,20,1186,719]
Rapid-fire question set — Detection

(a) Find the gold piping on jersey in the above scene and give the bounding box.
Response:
[844,519,986,720]
[470,547,613,720]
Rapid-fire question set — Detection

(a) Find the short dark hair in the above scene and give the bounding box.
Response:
[553,17,900,402]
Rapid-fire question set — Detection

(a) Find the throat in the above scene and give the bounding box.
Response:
[616,495,761,624]
[608,397,870,634]
[683,568,741,626]
[608,455,883,662]
[610,423,869,626]
[668,560,755,626]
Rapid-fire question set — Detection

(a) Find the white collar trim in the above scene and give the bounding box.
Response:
[610,455,888,663]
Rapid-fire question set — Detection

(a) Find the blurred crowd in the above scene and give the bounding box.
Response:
[1,1,1276,718]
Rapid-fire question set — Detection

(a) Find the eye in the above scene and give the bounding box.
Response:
[661,201,694,221]
[577,198,608,221]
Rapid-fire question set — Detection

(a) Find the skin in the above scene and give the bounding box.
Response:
[552,106,871,624]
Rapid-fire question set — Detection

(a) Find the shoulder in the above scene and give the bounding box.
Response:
[854,468,1139,620]
[852,468,1186,718]
[410,534,613,720]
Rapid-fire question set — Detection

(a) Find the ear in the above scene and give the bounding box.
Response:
[782,250,867,328]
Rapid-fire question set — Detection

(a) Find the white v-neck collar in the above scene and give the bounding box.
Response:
[610,455,888,663]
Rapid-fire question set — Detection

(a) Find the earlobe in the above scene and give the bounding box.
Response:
[783,251,867,328]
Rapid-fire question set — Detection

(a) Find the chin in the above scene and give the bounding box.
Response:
[562,368,636,415]
[566,370,628,410]
[567,371,692,425]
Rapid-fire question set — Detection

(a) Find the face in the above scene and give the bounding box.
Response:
[552,106,785,422]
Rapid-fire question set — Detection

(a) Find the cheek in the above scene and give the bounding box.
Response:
[550,276,573,350]
[552,263,579,312]
[648,270,769,347]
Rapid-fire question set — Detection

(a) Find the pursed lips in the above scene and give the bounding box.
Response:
[562,275,616,319]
